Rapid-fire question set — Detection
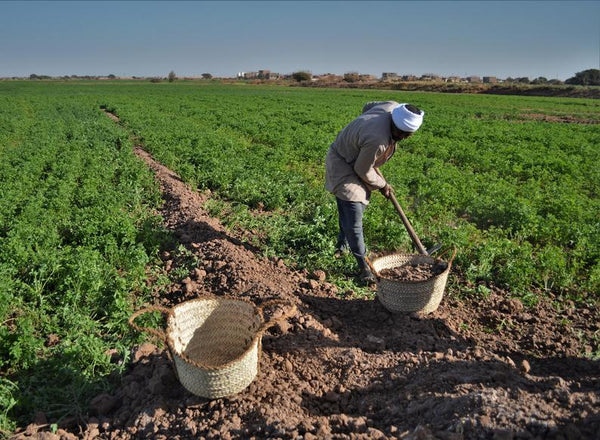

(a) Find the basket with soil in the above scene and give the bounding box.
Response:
[369,248,456,314]
[129,295,296,399]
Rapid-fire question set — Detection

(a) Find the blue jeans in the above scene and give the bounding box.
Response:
[335,198,368,271]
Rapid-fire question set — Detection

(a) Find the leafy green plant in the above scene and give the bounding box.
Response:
[0,86,170,430]
[0,378,18,435]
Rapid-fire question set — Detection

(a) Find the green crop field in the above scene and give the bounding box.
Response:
[0,83,173,433]
[0,80,598,432]
[100,82,599,297]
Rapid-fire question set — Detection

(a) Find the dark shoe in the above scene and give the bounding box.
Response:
[359,268,377,284]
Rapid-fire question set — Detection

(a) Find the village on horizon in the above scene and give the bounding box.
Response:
[6,68,572,85]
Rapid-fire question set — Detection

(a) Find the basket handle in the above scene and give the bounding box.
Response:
[364,256,380,280]
[128,305,172,342]
[437,247,458,265]
[257,300,297,335]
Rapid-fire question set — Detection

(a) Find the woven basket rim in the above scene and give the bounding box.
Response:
[164,295,265,372]
[371,252,453,285]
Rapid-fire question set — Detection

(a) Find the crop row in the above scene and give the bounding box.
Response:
[0,85,169,432]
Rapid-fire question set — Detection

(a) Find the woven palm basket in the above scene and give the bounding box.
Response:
[370,248,456,314]
[129,296,295,399]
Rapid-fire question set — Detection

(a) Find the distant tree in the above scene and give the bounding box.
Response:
[108,74,116,79]
[565,69,600,86]
[547,79,563,85]
[531,76,548,84]
[149,77,162,83]
[343,72,360,83]
[168,71,177,82]
[29,74,39,80]
[292,71,312,82]
[201,73,213,79]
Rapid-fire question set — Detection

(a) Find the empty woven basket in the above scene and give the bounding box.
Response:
[129,296,295,399]
[370,248,456,314]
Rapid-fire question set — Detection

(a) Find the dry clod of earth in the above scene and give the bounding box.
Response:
[21,113,597,440]
[311,269,327,282]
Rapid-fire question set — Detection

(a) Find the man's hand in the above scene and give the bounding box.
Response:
[380,183,392,199]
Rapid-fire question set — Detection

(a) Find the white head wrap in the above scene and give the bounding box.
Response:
[391,103,424,132]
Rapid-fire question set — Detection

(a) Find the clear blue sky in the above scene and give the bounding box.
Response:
[1,1,599,80]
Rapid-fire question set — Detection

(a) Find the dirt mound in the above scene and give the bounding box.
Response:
[13,129,600,439]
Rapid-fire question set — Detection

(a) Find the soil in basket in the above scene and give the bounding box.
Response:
[379,262,446,281]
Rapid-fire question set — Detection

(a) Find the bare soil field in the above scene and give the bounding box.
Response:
[11,115,599,440]
[518,113,600,124]
[291,81,600,99]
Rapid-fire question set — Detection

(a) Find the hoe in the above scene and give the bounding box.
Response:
[388,188,442,256]
[379,170,442,256]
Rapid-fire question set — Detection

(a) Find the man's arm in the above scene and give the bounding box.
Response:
[375,168,392,198]
[353,143,387,190]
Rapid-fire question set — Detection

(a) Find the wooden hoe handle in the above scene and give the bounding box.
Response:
[388,190,428,255]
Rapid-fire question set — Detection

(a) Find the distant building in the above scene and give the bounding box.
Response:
[446,76,461,83]
[420,74,441,81]
[402,75,418,81]
[240,70,279,80]
[258,69,271,79]
[314,74,343,82]
[483,76,498,84]
[359,74,377,82]
[467,76,482,83]
[381,72,399,80]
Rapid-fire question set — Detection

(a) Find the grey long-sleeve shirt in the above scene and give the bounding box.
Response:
[325,101,398,204]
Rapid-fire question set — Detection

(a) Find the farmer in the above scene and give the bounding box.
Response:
[325,101,424,283]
